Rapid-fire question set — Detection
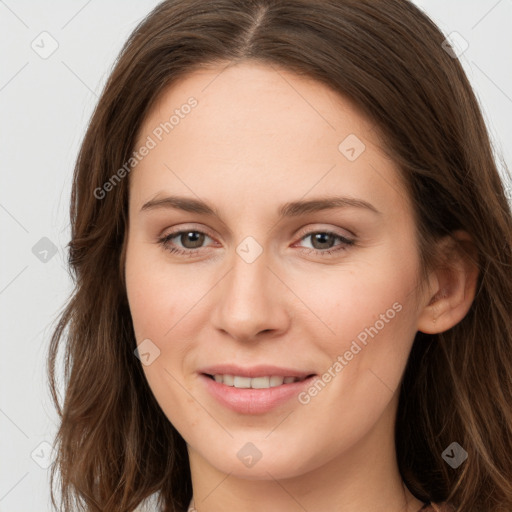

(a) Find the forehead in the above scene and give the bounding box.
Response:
[136,60,379,150]
[129,61,409,218]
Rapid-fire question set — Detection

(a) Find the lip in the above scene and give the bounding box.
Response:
[199,368,317,415]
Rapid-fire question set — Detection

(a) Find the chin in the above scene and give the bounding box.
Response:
[198,444,317,481]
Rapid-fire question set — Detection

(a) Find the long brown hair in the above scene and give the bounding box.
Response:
[47,1,512,510]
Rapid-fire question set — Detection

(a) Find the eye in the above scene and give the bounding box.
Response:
[295,230,355,257]
[157,227,356,258]
[157,229,214,256]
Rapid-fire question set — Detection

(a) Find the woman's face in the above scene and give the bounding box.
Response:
[125,61,429,480]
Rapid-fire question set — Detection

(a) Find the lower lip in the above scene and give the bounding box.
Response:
[199,373,317,414]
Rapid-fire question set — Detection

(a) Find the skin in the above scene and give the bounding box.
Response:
[124,60,479,512]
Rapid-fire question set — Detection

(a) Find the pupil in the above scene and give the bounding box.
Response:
[182,232,204,249]
[312,233,334,249]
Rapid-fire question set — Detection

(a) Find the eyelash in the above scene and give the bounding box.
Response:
[157,228,355,258]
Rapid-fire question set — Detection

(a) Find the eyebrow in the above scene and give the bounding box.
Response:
[140,194,381,218]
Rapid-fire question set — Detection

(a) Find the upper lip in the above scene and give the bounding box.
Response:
[199,364,316,379]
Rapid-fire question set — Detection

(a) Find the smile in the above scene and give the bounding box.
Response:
[205,374,312,389]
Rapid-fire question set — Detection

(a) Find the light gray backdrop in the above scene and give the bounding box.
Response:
[1,1,511,510]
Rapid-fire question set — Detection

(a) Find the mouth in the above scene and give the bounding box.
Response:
[199,372,318,414]
[202,373,316,389]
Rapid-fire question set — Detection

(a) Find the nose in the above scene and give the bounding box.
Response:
[210,246,291,342]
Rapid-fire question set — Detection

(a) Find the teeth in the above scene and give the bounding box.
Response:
[212,374,302,389]
[270,376,284,387]
[222,374,234,386]
[233,376,252,388]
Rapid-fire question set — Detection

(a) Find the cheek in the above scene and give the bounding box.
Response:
[125,244,200,421]
[298,252,419,381]
[125,241,199,341]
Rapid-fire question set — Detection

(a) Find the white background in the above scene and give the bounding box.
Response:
[1,1,511,510]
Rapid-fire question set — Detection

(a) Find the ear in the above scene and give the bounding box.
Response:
[417,230,480,335]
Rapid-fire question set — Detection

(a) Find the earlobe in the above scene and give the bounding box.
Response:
[417,230,480,335]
